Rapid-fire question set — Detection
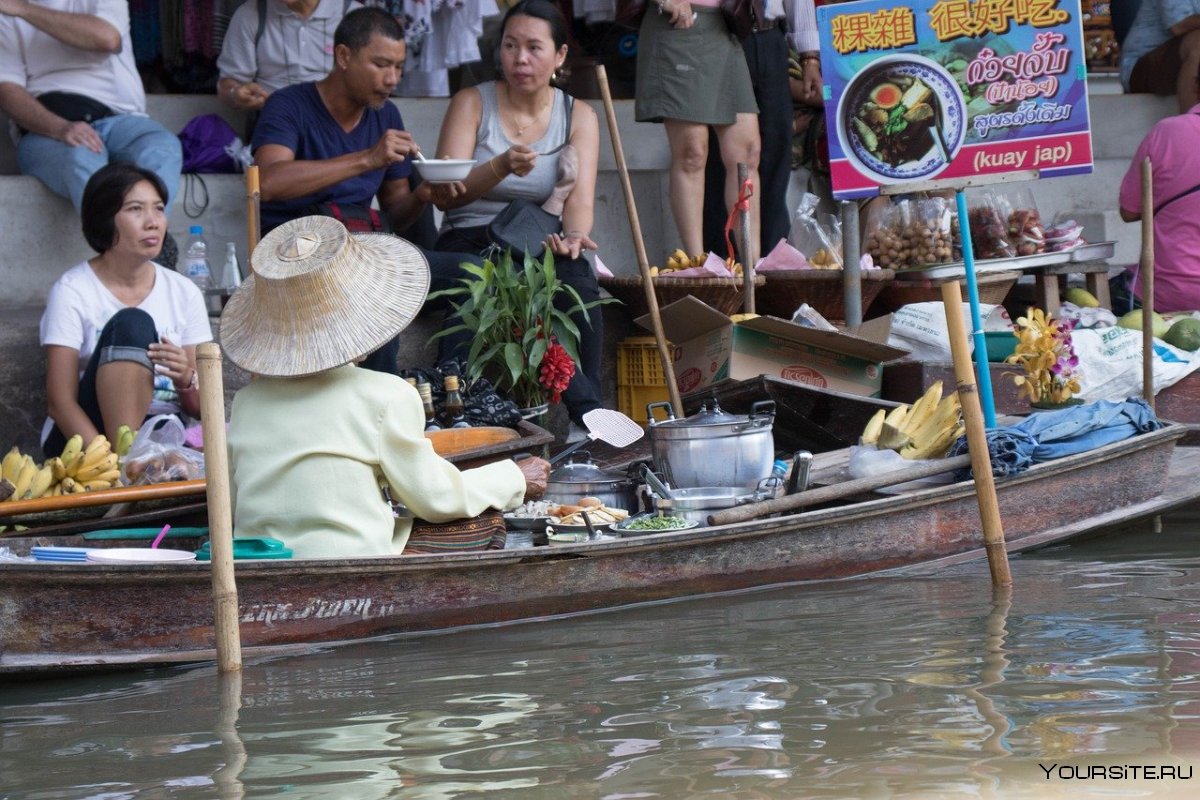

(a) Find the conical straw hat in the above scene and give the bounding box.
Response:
[220,215,430,377]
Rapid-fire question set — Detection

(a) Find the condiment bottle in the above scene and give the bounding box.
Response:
[418,382,441,431]
[442,375,469,428]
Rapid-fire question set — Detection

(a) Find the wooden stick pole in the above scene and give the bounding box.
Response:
[595,64,683,415]
[941,282,1011,587]
[197,342,241,673]
[245,165,261,257]
[1140,157,1155,410]
[738,162,755,314]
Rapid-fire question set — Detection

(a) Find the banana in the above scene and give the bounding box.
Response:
[2,446,23,484]
[0,478,14,503]
[671,248,689,265]
[23,464,54,500]
[882,403,910,433]
[900,381,942,437]
[900,394,962,459]
[877,422,912,451]
[74,439,114,477]
[81,478,120,491]
[11,457,37,500]
[82,468,121,486]
[691,254,705,268]
[59,434,83,468]
[666,255,681,272]
[861,409,886,446]
[60,477,76,494]
[50,483,63,497]
[75,453,119,483]
[115,425,135,458]
[900,420,962,460]
[47,456,66,482]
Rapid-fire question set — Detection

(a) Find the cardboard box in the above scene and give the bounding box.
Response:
[637,296,909,397]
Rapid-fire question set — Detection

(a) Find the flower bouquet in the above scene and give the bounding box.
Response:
[429,250,610,408]
[1004,307,1082,407]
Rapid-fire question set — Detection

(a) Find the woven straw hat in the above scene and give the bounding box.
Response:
[220,215,430,377]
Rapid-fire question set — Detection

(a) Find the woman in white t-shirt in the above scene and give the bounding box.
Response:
[39,163,212,458]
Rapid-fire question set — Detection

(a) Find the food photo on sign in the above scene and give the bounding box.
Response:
[817,0,1094,199]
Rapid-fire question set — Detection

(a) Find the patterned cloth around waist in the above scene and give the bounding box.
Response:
[402,510,507,554]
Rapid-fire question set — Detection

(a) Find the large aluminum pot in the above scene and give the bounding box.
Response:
[649,485,771,527]
[646,399,776,491]
[545,454,639,513]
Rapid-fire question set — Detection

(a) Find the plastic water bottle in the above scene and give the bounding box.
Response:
[219,241,242,291]
[183,226,212,292]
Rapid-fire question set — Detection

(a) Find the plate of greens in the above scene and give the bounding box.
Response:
[614,513,700,536]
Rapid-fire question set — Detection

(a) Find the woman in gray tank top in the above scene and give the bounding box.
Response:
[424,0,604,428]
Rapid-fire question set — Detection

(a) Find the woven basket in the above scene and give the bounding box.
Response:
[600,274,767,318]
[757,269,895,321]
[872,270,1020,314]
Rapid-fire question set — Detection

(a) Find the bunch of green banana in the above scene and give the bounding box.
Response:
[860,381,965,460]
[115,424,135,457]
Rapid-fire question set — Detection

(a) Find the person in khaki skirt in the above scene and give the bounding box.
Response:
[634,1,761,266]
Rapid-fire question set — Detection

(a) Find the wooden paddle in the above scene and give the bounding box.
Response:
[246,164,261,256]
[707,453,971,526]
[1140,157,1154,410]
[596,64,683,416]
[425,426,520,456]
[0,479,206,524]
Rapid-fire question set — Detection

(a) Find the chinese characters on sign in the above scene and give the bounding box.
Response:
[818,0,1093,199]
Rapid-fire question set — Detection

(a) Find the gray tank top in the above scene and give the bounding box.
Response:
[442,83,571,232]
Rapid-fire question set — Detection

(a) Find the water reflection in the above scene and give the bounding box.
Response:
[3,523,1200,797]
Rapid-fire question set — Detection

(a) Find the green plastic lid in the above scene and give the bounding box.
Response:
[195,537,292,560]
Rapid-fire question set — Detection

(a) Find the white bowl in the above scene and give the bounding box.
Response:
[412,158,475,183]
[86,548,198,564]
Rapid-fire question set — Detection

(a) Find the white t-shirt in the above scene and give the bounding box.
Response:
[39,261,212,440]
[0,0,146,116]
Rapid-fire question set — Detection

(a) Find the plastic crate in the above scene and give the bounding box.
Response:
[618,337,669,425]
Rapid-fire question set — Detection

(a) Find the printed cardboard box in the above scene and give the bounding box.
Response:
[638,296,909,396]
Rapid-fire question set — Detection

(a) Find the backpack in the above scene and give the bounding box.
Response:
[179,114,241,174]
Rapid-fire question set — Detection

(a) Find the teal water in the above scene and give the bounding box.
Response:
[3,521,1200,799]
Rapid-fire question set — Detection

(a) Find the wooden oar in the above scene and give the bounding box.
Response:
[1140,157,1154,410]
[941,281,1010,587]
[0,479,206,523]
[595,64,683,416]
[197,342,241,674]
[707,453,971,526]
[246,164,261,256]
[425,426,520,456]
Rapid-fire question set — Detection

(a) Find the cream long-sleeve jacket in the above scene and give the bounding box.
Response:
[228,364,526,559]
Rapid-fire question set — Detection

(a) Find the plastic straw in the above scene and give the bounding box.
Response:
[151,524,171,550]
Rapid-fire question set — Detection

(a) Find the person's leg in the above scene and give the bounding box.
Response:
[85,308,158,445]
[663,119,712,257]
[555,256,604,424]
[97,115,184,213]
[1176,29,1200,112]
[16,130,109,213]
[714,113,763,268]
[702,126,727,256]
[751,28,793,254]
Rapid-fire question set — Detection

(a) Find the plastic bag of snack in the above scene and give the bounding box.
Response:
[789,192,843,268]
[1000,188,1045,255]
[121,414,206,485]
[965,188,1016,259]
[862,197,911,270]
[902,196,959,266]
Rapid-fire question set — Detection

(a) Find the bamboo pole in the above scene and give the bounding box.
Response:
[941,282,1011,587]
[1140,157,1155,410]
[246,165,261,257]
[197,343,241,673]
[738,162,755,314]
[595,64,683,415]
[0,479,205,522]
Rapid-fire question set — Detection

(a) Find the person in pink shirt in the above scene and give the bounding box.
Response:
[1118,73,1200,313]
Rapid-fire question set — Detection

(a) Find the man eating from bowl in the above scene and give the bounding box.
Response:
[251,6,474,373]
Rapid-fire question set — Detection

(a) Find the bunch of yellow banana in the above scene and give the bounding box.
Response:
[859,381,965,460]
[648,249,707,278]
[0,433,124,502]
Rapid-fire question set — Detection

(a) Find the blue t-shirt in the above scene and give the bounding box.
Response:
[252,82,411,232]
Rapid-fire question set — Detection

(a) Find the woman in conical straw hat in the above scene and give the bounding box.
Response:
[221,215,549,558]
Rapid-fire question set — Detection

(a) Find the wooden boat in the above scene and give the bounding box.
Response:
[2,424,1195,677]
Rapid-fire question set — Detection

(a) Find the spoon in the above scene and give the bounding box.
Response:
[151,524,171,549]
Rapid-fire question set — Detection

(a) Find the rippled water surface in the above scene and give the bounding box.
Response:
[5,522,1200,799]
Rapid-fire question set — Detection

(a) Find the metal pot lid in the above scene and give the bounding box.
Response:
[649,399,775,429]
[549,455,629,485]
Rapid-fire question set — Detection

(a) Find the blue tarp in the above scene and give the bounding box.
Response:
[947,398,1162,478]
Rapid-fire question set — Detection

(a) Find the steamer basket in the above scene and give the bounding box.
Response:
[600,274,766,318]
[757,269,895,321]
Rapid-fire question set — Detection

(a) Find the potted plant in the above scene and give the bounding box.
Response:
[1004,307,1083,408]
[429,250,611,410]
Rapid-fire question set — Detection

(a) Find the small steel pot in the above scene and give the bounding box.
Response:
[646,399,776,491]
[545,453,639,512]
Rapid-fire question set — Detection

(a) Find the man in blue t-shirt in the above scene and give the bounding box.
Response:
[250,6,469,374]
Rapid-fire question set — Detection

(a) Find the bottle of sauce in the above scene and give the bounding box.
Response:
[442,375,470,428]
[418,382,441,431]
